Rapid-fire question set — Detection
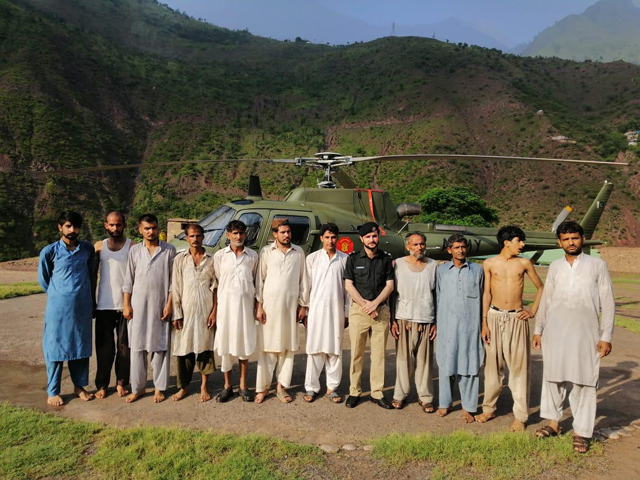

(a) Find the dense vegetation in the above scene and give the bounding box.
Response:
[0,0,639,260]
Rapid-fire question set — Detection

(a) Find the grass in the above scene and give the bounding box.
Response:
[0,404,322,480]
[615,315,640,335]
[0,282,43,300]
[371,430,602,480]
[611,276,640,285]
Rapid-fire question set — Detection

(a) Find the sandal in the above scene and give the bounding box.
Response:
[276,388,293,403]
[239,388,253,402]
[303,391,317,403]
[419,401,435,413]
[325,391,343,403]
[535,425,560,438]
[216,387,234,403]
[573,435,589,454]
[392,399,404,410]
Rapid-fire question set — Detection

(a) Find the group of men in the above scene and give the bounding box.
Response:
[39,210,615,454]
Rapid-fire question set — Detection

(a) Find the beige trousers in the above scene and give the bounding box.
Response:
[348,303,390,399]
[481,308,530,422]
[255,350,295,392]
[393,319,434,403]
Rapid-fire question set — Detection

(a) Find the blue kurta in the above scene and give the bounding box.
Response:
[38,239,94,362]
[435,261,484,377]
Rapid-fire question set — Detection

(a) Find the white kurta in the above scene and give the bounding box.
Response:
[213,246,259,358]
[534,253,615,387]
[256,242,309,353]
[394,257,437,323]
[171,250,216,356]
[305,249,349,356]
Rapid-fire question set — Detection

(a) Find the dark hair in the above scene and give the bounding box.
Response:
[184,223,204,235]
[446,233,468,248]
[320,223,339,236]
[58,211,83,228]
[497,225,526,246]
[556,221,584,238]
[226,220,247,233]
[272,219,290,233]
[138,213,158,225]
[106,211,126,223]
[405,231,426,244]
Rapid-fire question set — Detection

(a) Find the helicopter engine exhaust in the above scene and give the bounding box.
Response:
[397,203,421,218]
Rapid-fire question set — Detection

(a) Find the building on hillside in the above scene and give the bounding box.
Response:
[551,135,576,144]
[624,131,639,146]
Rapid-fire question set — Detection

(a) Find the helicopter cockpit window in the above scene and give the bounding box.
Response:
[237,212,262,246]
[186,205,234,247]
[272,215,310,245]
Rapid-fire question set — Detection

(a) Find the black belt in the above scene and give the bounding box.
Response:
[490,305,518,313]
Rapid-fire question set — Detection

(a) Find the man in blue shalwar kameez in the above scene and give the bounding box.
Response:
[38,211,95,406]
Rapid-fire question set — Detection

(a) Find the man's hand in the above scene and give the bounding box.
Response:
[256,304,266,324]
[207,308,216,329]
[390,320,400,340]
[361,300,378,316]
[428,324,437,341]
[297,306,308,323]
[517,309,533,321]
[173,318,183,330]
[123,305,133,321]
[532,334,542,350]
[161,303,172,322]
[597,341,612,358]
[481,323,491,346]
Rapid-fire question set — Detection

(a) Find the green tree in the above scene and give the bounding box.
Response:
[418,187,499,227]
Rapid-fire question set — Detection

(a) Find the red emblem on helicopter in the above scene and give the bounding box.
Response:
[337,237,354,254]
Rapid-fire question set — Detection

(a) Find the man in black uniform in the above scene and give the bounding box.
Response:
[344,222,395,409]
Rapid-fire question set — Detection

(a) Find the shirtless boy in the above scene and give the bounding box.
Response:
[475,225,543,431]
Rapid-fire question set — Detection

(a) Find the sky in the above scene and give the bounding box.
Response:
[164,0,602,47]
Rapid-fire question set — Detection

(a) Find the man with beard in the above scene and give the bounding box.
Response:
[533,221,614,454]
[390,232,437,412]
[213,220,259,403]
[123,214,176,403]
[435,234,484,422]
[93,211,134,399]
[171,223,216,402]
[476,225,544,431]
[255,219,309,404]
[303,223,349,404]
[344,222,395,409]
[38,211,95,406]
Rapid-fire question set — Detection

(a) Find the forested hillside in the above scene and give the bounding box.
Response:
[0,0,639,260]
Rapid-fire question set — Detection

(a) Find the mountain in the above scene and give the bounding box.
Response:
[0,0,639,261]
[522,0,640,63]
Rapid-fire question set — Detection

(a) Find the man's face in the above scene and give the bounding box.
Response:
[558,232,584,256]
[104,214,125,239]
[139,221,158,242]
[504,237,525,255]
[58,221,80,241]
[321,231,337,252]
[447,241,468,262]
[361,231,379,250]
[406,234,426,259]
[274,225,292,246]
[226,229,246,248]
[185,228,204,248]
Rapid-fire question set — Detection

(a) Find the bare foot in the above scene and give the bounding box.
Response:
[474,412,496,423]
[200,387,211,403]
[461,410,475,423]
[254,391,267,404]
[74,387,95,401]
[47,395,64,407]
[509,419,526,432]
[153,389,166,403]
[126,392,143,403]
[95,388,107,399]
[173,388,188,401]
[436,407,451,417]
[116,385,130,397]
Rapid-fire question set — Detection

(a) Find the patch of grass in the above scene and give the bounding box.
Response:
[371,430,601,480]
[0,282,43,300]
[615,315,640,334]
[0,404,322,480]
[611,276,640,285]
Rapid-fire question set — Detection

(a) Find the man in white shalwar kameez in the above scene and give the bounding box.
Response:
[255,219,309,403]
[303,223,348,404]
[171,224,216,403]
[213,220,259,403]
[123,214,175,404]
[533,221,615,454]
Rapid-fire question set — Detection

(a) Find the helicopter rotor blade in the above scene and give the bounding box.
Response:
[347,154,629,167]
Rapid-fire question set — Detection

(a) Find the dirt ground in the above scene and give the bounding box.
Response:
[0,258,639,478]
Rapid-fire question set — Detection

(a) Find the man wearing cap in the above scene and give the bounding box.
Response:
[344,222,395,409]
[254,219,309,403]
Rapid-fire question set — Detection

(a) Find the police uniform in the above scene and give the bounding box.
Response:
[344,223,394,405]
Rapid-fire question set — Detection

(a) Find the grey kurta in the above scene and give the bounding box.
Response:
[435,261,484,377]
[534,253,615,387]
[123,242,176,352]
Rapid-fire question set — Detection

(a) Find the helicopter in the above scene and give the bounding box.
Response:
[23,151,626,261]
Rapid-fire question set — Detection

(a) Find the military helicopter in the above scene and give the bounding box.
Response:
[25,152,626,261]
